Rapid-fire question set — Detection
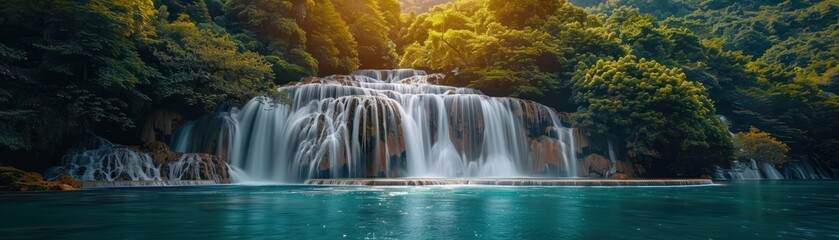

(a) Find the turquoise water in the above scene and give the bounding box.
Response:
[1,181,838,239]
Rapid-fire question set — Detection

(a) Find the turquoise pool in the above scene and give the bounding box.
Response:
[1,181,837,239]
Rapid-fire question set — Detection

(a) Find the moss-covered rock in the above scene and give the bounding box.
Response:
[54,174,81,188]
[0,166,79,191]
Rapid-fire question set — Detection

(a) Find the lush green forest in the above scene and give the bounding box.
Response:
[1,0,836,177]
[399,0,453,13]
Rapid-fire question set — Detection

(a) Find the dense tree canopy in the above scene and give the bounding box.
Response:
[400,0,622,100]
[399,0,453,13]
[572,56,733,176]
[0,0,157,156]
[144,12,275,112]
[299,0,359,74]
[332,0,401,69]
[224,0,318,80]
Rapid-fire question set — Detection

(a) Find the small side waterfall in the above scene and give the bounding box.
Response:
[715,115,832,180]
[171,69,581,182]
[761,162,784,180]
[45,138,231,183]
[45,138,162,181]
[606,139,617,176]
[714,159,786,180]
[783,158,831,179]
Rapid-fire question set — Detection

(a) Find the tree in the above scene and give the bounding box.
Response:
[160,0,212,23]
[734,127,790,165]
[0,43,30,151]
[332,0,400,69]
[400,0,625,105]
[378,0,403,42]
[143,13,275,112]
[572,55,733,176]
[225,0,317,80]
[487,0,561,28]
[0,0,156,154]
[299,0,359,75]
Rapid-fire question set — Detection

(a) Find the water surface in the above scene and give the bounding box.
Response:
[1,181,837,239]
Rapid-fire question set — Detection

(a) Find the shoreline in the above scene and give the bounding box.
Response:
[70,178,714,189]
[304,178,715,186]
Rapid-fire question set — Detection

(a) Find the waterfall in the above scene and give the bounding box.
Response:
[714,159,786,180]
[760,162,784,180]
[171,69,580,182]
[784,159,831,179]
[715,115,832,180]
[45,139,161,181]
[606,139,617,176]
[45,137,231,183]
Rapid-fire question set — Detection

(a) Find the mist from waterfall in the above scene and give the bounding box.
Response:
[171,69,580,182]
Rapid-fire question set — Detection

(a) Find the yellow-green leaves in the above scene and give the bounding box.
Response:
[734,127,790,165]
[572,55,733,176]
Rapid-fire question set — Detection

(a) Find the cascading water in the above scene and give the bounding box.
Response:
[171,69,580,182]
[714,159,787,180]
[45,138,162,181]
[606,139,617,177]
[44,138,231,183]
[783,158,831,179]
[761,162,784,180]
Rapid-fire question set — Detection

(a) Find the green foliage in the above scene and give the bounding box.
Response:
[400,0,623,101]
[588,0,839,66]
[0,0,157,151]
[332,0,400,69]
[0,43,29,151]
[572,56,733,176]
[587,0,839,169]
[487,0,562,28]
[378,0,404,42]
[160,0,212,23]
[144,14,275,111]
[734,127,790,165]
[399,0,455,13]
[224,0,318,80]
[299,0,360,75]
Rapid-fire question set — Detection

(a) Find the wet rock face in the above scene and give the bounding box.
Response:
[140,110,184,143]
[530,136,563,173]
[159,153,230,184]
[579,154,612,178]
[615,161,646,178]
[142,141,231,183]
